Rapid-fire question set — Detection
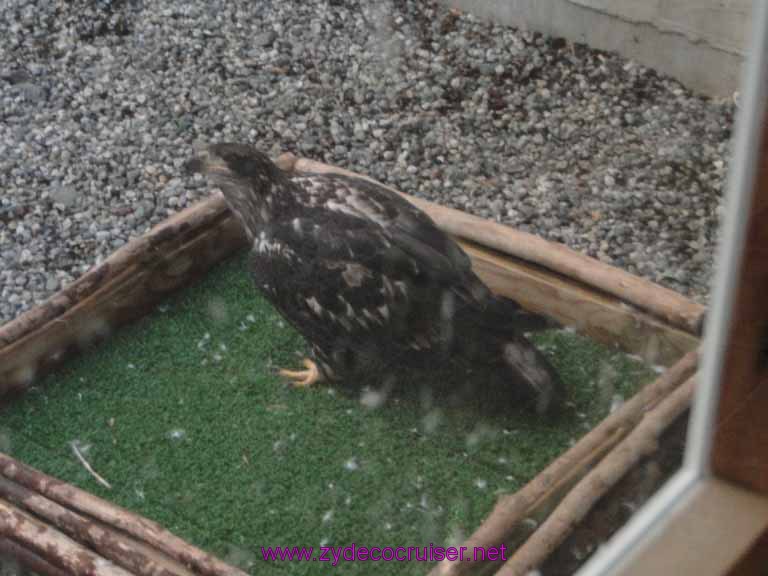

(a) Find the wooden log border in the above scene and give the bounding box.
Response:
[0,153,704,574]
[429,349,698,576]
[0,453,247,576]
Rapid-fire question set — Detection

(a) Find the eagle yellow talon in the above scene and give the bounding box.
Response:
[279,358,322,388]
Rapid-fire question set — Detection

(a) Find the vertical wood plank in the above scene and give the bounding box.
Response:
[711,115,768,493]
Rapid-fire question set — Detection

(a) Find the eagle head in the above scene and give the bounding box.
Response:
[186,143,290,240]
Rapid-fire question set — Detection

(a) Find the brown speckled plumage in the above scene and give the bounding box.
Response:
[188,143,564,414]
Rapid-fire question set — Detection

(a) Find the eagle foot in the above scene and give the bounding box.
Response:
[279,358,323,388]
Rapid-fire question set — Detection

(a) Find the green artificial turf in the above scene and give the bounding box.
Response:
[1,252,656,574]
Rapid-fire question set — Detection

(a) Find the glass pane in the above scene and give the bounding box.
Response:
[0,1,747,575]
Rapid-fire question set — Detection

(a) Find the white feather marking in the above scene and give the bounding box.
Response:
[369,197,386,213]
[295,176,322,195]
[362,308,381,325]
[326,199,359,218]
[346,195,389,226]
[342,263,368,287]
[337,295,355,318]
[470,280,489,301]
[377,305,390,320]
[292,218,302,234]
[255,232,269,254]
[253,231,297,259]
[394,281,408,297]
[440,291,455,320]
[382,276,394,297]
[376,232,392,248]
[260,206,270,222]
[306,297,323,316]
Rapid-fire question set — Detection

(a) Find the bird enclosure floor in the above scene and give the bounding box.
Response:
[1,252,658,575]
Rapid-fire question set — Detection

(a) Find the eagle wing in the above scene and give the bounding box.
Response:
[294,173,489,302]
[250,206,479,379]
[292,173,553,332]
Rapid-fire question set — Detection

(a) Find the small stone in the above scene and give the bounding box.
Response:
[256,30,277,47]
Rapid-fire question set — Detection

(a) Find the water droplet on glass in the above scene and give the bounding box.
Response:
[446,525,466,548]
[596,361,617,406]
[0,429,12,453]
[642,333,661,365]
[610,394,625,413]
[222,544,256,570]
[360,387,387,409]
[523,517,538,530]
[344,457,359,471]
[422,409,442,434]
[207,297,229,324]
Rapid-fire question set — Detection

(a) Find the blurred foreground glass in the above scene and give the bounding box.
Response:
[579,2,768,574]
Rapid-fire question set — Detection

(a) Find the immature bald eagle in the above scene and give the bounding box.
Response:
[188,143,564,415]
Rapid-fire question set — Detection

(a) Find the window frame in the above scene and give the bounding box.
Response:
[577,2,768,574]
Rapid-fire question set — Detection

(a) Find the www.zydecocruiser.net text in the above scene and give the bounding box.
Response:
[261,543,508,566]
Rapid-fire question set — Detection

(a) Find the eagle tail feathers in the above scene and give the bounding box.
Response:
[453,305,565,416]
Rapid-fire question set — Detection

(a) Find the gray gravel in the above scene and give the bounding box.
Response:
[1,0,734,325]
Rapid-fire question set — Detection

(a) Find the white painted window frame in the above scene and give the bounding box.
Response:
[576,2,768,574]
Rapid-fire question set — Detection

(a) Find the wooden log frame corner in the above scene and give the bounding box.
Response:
[0,153,705,575]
